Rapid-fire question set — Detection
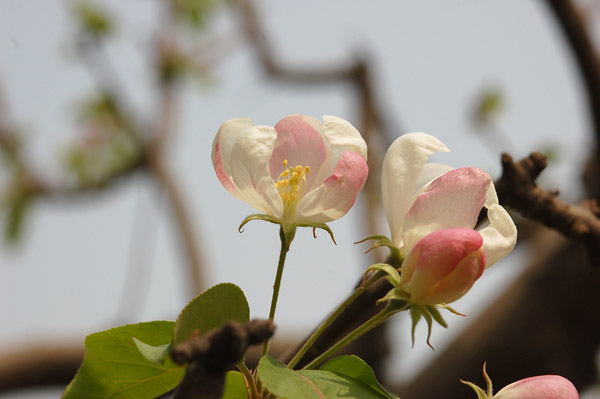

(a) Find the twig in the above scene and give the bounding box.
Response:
[495,152,600,267]
[171,319,275,399]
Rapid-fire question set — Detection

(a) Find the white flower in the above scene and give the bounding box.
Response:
[381,133,517,268]
[212,114,369,225]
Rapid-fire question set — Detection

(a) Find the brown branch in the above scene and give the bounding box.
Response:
[171,320,275,399]
[495,152,600,267]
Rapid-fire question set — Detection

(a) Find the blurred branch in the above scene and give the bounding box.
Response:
[545,0,600,141]
[0,345,84,392]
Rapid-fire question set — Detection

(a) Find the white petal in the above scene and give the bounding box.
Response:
[381,133,450,246]
[229,125,283,217]
[479,204,517,268]
[311,116,368,187]
[211,117,254,197]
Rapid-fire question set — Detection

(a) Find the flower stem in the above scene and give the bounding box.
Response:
[301,301,407,370]
[236,360,259,399]
[286,272,383,369]
[261,225,293,357]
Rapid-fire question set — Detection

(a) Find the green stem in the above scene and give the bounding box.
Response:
[261,226,292,357]
[302,302,407,370]
[287,272,383,369]
[236,360,259,399]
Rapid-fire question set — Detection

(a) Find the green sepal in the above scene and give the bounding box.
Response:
[378,288,409,304]
[238,213,281,233]
[355,235,402,263]
[418,306,435,350]
[439,303,466,317]
[297,221,336,244]
[460,379,490,399]
[425,305,448,328]
[364,263,401,287]
[409,306,422,348]
[133,337,171,365]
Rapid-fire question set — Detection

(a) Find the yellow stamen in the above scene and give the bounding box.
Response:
[276,159,310,221]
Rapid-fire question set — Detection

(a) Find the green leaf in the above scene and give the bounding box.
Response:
[62,321,184,399]
[258,356,391,399]
[320,355,397,398]
[221,371,248,399]
[174,283,249,344]
[132,337,170,365]
[299,370,390,399]
[258,356,325,399]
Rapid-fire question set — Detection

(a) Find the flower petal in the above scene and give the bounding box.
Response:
[381,133,450,246]
[296,150,368,223]
[402,167,491,255]
[211,117,254,197]
[310,115,368,189]
[479,203,517,268]
[229,125,283,217]
[270,115,327,190]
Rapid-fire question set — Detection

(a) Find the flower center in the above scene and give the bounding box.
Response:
[275,159,310,221]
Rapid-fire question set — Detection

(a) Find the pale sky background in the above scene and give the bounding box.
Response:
[0,0,597,397]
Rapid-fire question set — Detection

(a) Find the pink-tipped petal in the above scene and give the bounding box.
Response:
[400,228,485,305]
[270,115,327,190]
[229,125,283,217]
[381,133,450,247]
[480,204,518,268]
[310,116,368,189]
[296,150,368,223]
[211,117,254,197]
[401,167,491,255]
[494,375,579,399]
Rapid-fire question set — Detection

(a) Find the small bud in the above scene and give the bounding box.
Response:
[493,375,579,399]
[399,228,486,305]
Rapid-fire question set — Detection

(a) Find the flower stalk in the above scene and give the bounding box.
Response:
[302,300,408,370]
[286,269,384,369]
[261,225,295,357]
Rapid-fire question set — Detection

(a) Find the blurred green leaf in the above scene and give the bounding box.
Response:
[174,0,217,28]
[71,1,114,38]
[4,192,30,243]
[174,283,249,344]
[472,86,504,127]
[62,321,185,399]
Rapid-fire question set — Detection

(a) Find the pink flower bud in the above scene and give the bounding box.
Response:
[398,228,486,305]
[494,375,579,399]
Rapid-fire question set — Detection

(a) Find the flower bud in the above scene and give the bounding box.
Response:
[398,228,485,305]
[494,375,579,399]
